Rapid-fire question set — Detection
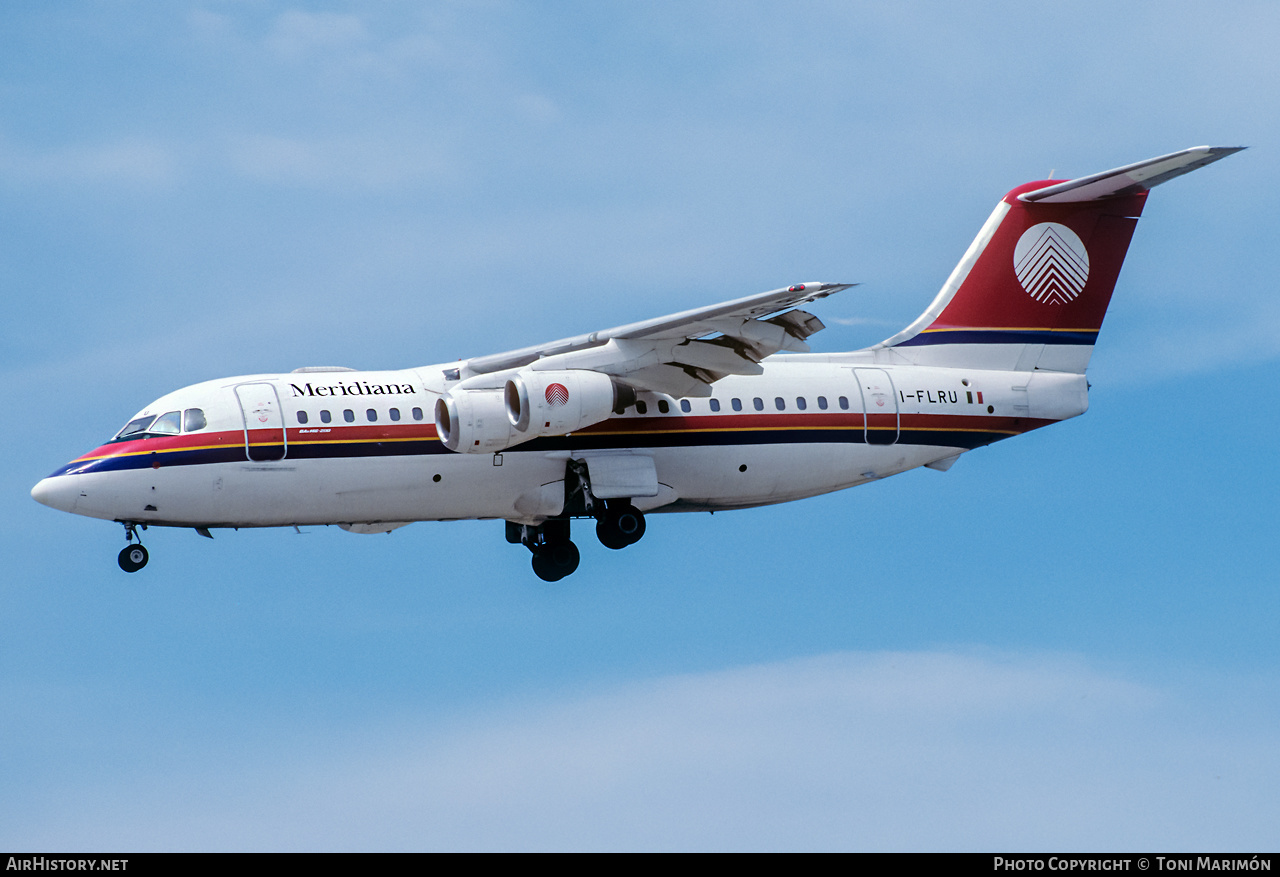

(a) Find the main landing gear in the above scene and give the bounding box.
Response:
[117,522,149,573]
[506,459,648,581]
[596,500,646,550]
[508,518,581,583]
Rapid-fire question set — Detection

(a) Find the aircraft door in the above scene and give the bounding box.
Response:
[234,382,287,462]
[854,368,899,445]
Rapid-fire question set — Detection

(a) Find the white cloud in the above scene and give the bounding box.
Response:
[13,651,1278,851]
[265,10,369,60]
[227,133,453,191]
[187,7,233,41]
[825,315,897,328]
[0,135,180,188]
[515,93,563,126]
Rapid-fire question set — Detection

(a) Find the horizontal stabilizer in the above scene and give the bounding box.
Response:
[1020,146,1244,204]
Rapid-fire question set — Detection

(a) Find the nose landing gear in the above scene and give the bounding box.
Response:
[118,543,149,573]
[117,522,149,573]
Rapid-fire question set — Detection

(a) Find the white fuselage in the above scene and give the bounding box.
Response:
[32,357,1088,531]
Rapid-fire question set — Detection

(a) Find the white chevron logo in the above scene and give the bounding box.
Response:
[1013,222,1090,304]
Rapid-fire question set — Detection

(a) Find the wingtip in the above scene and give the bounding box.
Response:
[1194,145,1247,159]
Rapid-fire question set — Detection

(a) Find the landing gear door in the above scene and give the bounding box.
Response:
[854,368,899,445]
[577,452,659,499]
[234,382,287,462]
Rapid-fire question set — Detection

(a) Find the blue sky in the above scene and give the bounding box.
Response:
[3,1,1279,851]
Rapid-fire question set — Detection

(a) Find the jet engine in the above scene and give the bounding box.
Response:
[505,369,627,437]
[434,389,519,453]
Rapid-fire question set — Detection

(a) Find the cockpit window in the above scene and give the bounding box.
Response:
[148,411,182,435]
[112,408,200,442]
[113,415,157,441]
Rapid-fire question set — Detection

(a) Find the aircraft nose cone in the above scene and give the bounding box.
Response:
[31,476,79,514]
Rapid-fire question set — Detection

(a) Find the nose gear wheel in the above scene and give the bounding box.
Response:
[118,543,149,573]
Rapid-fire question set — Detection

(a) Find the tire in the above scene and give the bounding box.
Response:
[118,544,149,573]
[614,505,646,545]
[531,550,560,582]
[548,540,580,577]
[596,517,629,550]
[597,504,646,549]
[532,540,580,581]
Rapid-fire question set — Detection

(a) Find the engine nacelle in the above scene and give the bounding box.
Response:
[434,389,519,454]
[505,369,623,437]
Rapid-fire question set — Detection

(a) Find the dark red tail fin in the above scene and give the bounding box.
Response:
[878,146,1243,372]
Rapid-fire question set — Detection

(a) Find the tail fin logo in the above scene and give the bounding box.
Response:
[1013,222,1090,304]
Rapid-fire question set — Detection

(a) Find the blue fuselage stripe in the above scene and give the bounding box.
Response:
[896,329,1097,346]
[51,426,1016,477]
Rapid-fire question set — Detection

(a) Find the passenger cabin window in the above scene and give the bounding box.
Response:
[680,400,691,413]
[658,400,670,414]
[297,411,309,425]
[710,399,721,412]
[753,397,764,411]
[796,397,807,411]
[183,408,206,432]
[366,409,377,422]
[774,397,785,411]
[412,407,424,421]
[321,410,332,424]
[731,398,742,411]
[344,409,355,423]
[839,396,849,410]
[817,396,828,410]
[390,408,401,422]
[636,400,648,415]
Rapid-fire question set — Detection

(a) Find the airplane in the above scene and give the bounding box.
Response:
[31,145,1241,581]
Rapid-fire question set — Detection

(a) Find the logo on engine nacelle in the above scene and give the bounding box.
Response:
[1013,222,1090,305]
[545,383,569,406]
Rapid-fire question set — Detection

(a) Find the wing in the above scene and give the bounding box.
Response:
[451,282,854,397]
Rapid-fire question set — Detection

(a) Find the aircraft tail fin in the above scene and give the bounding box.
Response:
[876,146,1243,373]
